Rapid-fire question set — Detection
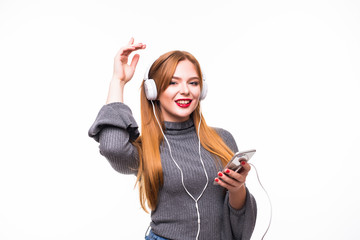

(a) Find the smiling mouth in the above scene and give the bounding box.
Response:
[175,99,192,107]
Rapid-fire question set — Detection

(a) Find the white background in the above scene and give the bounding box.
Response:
[1,0,359,239]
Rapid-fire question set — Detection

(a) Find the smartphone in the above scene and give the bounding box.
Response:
[224,149,256,172]
[214,149,256,185]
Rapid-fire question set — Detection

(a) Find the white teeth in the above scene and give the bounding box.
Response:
[176,100,191,104]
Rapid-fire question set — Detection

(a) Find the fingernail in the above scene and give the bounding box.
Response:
[218,172,223,177]
[225,169,230,174]
[215,178,219,182]
[241,161,246,166]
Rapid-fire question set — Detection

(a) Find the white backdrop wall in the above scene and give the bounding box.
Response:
[0,0,359,239]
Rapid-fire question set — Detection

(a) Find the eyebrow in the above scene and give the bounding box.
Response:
[172,76,200,80]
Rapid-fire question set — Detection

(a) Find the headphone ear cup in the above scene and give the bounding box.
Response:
[144,79,158,100]
[200,81,208,100]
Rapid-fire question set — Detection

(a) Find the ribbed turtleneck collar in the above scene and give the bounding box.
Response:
[164,118,194,135]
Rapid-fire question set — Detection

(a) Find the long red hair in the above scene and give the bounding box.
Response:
[133,51,234,212]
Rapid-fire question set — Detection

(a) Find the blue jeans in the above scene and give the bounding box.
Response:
[145,230,169,240]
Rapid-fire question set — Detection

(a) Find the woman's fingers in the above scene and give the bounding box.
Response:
[112,38,146,82]
[130,54,140,70]
[115,41,146,61]
[216,173,239,188]
[239,161,251,176]
[115,46,135,60]
[215,161,251,190]
[128,37,134,45]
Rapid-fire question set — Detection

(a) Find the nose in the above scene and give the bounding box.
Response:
[179,82,190,95]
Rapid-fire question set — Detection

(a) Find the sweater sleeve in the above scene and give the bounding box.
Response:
[222,188,257,240]
[88,102,139,175]
[215,128,257,240]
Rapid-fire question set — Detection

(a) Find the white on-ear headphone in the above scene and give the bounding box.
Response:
[143,65,208,101]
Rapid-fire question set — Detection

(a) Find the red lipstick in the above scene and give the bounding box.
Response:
[175,99,192,108]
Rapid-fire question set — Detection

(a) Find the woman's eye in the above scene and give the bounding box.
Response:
[169,81,177,85]
[190,81,199,86]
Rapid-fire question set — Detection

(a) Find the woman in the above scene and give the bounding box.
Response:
[88,38,257,240]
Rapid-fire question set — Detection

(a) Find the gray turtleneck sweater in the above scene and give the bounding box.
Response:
[88,102,257,240]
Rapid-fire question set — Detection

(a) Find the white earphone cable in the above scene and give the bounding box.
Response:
[151,101,208,240]
[248,163,272,240]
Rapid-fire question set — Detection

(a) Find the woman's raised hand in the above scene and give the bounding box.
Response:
[112,37,146,84]
[106,38,146,104]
